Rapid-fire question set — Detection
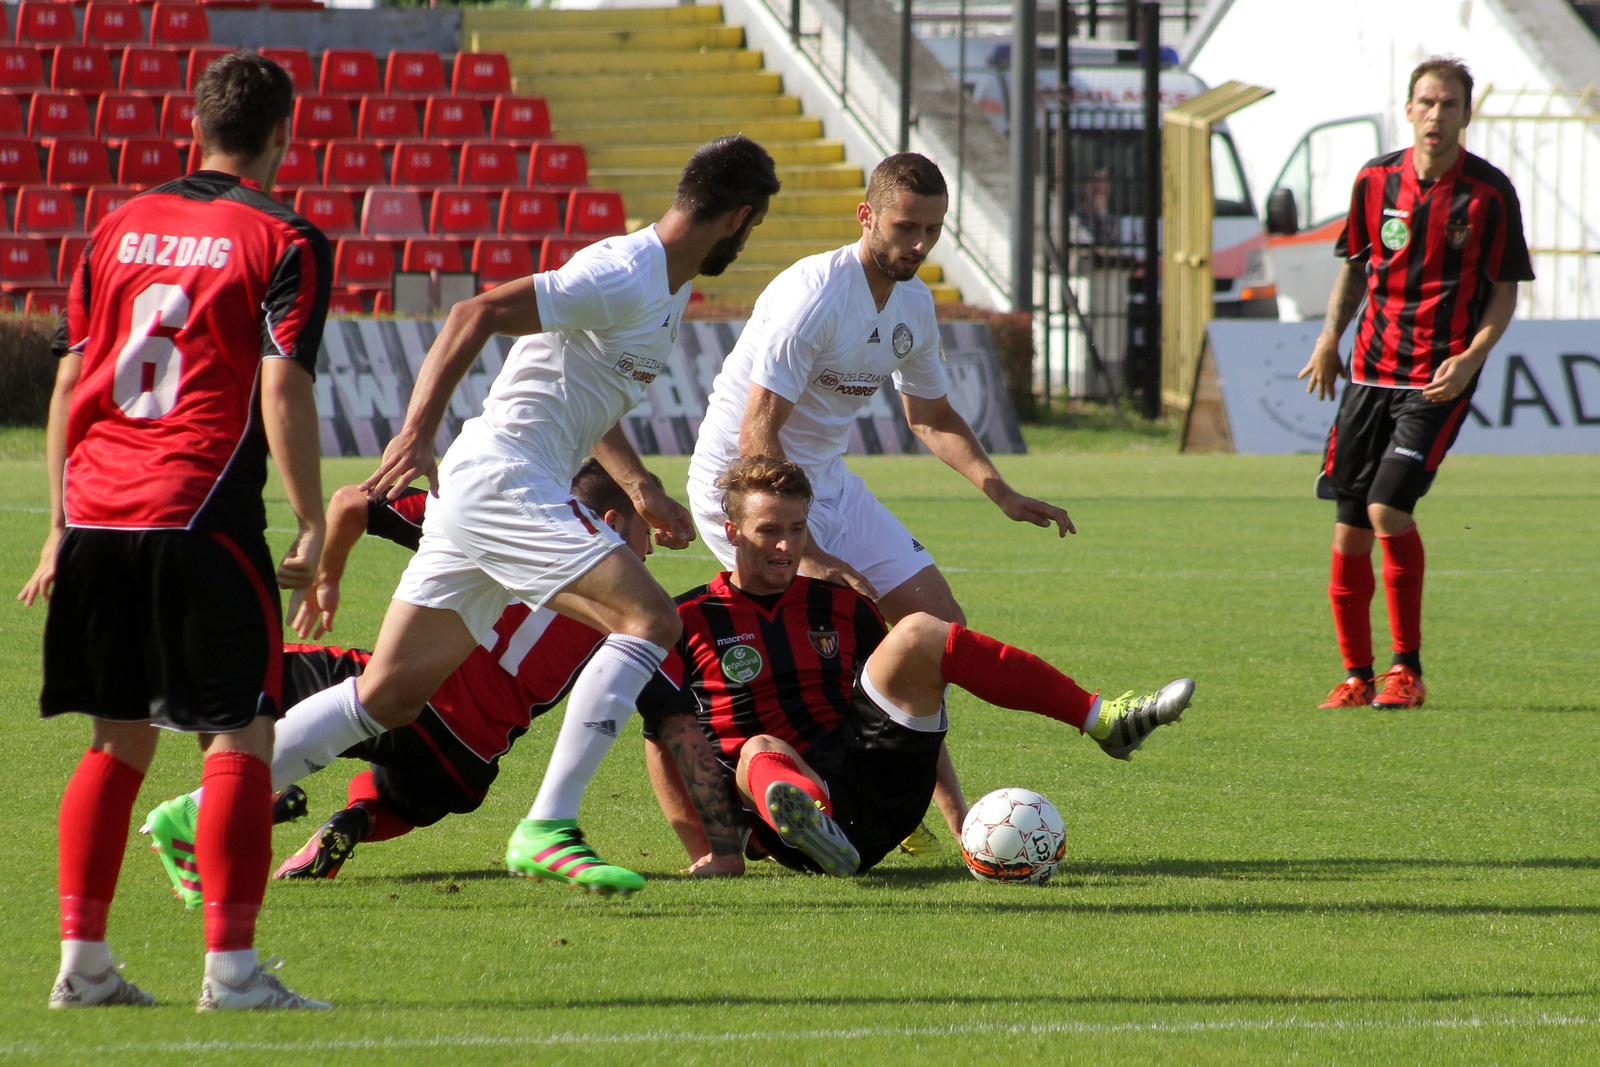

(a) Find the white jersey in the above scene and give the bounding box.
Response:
[689,240,946,501]
[445,225,691,485]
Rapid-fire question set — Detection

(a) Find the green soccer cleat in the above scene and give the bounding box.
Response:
[1089,678,1196,760]
[140,795,202,909]
[505,819,646,897]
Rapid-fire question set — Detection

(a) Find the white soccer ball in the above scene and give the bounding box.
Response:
[959,787,1066,885]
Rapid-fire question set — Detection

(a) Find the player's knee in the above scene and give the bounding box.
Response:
[1367,502,1415,537]
[890,611,953,659]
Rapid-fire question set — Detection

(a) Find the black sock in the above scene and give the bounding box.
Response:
[1392,650,1422,676]
[1347,664,1375,682]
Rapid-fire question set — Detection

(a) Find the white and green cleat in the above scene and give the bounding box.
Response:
[1090,678,1196,760]
[140,794,201,908]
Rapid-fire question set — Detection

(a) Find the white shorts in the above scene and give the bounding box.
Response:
[687,468,936,598]
[393,456,624,644]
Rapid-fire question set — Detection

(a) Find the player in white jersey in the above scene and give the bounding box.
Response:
[686,154,1074,841]
[258,136,782,895]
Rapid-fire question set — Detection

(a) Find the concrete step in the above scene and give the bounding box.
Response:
[550,94,800,124]
[514,70,783,101]
[463,4,725,32]
[507,49,764,77]
[592,162,862,195]
[470,24,745,54]
[587,140,844,170]
[554,116,823,146]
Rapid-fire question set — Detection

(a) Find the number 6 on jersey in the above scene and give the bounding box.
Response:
[113,283,190,419]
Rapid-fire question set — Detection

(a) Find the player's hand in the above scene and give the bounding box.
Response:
[1298,340,1346,401]
[277,524,324,590]
[799,545,878,600]
[635,481,696,550]
[288,575,340,639]
[16,528,62,607]
[684,853,745,878]
[1422,354,1478,402]
[997,489,1075,536]
[363,427,437,501]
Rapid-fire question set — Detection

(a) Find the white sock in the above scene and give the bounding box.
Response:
[527,633,669,822]
[1082,696,1103,733]
[61,939,111,977]
[270,677,385,792]
[187,787,203,806]
[205,948,258,988]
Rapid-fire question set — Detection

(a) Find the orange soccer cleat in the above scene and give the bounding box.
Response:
[1318,676,1377,708]
[1372,666,1427,709]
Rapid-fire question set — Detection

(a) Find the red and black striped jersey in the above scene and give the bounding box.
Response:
[1335,147,1533,389]
[648,573,887,762]
[57,171,332,534]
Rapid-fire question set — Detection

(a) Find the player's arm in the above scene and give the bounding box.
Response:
[363,277,544,500]
[261,357,326,592]
[657,711,746,877]
[17,352,81,606]
[1423,281,1518,402]
[287,484,370,638]
[592,424,694,549]
[901,393,1075,536]
[643,736,711,863]
[1299,261,1366,400]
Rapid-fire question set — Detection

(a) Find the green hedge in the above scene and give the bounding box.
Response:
[0,317,57,427]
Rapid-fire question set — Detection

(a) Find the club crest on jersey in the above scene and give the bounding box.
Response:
[720,644,763,684]
[807,630,840,658]
[892,323,913,358]
[1447,224,1471,250]
[612,353,665,384]
[1380,218,1410,252]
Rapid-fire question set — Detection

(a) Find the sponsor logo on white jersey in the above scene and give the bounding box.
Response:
[812,367,888,397]
[612,353,667,383]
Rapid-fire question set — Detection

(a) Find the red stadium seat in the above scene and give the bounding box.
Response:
[565,189,624,238]
[457,140,516,188]
[82,2,142,47]
[489,94,549,148]
[372,289,390,314]
[185,45,232,91]
[429,188,491,238]
[498,188,560,238]
[400,237,462,273]
[0,93,22,136]
[149,2,210,48]
[0,45,48,96]
[292,186,356,237]
[15,2,76,48]
[50,45,116,96]
[390,140,450,188]
[420,94,483,146]
[0,135,44,192]
[326,289,365,315]
[0,236,55,304]
[119,46,183,95]
[355,94,417,149]
[538,236,589,272]
[159,92,193,145]
[321,138,383,191]
[57,234,91,283]
[271,139,315,191]
[471,237,533,290]
[23,286,68,316]
[48,139,112,193]
[0,7,7,42]
[95,91,157,146]
[14,185,80,235]
[360,186,424,240]
[259,46,312,91]
[451,51,510,97]
[291,94,351,145]
[83,183,136,228]
[117,136,180,187]
[318,47,379,98]
[528,141,586,189]
[27,91,91,142]
[333,236,392,293]
[384,49,443,102]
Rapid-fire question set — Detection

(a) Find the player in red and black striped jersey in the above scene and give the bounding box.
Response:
[20,53,331,1011]
[638,457,1196,877]
[1300,56,1533,711]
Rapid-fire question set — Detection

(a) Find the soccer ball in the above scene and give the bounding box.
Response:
[959,788,1066,885]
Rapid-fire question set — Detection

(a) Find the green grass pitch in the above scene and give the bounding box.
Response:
[1,429,1597,1064]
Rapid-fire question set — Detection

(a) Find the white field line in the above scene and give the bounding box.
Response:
[5,1013,1600,1056]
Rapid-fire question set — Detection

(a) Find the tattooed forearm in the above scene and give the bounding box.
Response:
[1320,261,1367,341]
[660,713,744,857]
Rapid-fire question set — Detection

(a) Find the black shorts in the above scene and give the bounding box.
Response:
[1319,382,1475,528]
[42,528,283,731]
[283,646,503,829]
[751,678,945,874]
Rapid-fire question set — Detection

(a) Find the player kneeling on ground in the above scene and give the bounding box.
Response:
[641,456,1196,877]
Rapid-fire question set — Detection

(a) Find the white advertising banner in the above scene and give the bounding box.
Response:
[1207,320,1600,454]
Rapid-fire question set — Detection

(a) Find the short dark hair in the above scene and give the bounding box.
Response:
[716,455,813,525]
[1409,56,1474,106]
[866,153,948,211]
[673,135,781,223]
[570,457,658,518]
[194,51,294,160]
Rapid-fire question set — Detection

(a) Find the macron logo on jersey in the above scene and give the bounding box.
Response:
[117,232,232,269]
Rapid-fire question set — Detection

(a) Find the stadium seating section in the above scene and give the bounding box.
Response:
[0,3,624,311]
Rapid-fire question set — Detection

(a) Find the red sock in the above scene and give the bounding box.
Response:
[345,769,414,843]
[196,751,272,953]
[940,623,1096,730]
[1379,526,1425,659]
[58,749,144,942]
[1329,548,1376,673]
[746,751,831,825]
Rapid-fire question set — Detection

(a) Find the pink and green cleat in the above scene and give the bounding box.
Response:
[505,819,645,897]
[140,795,202,909]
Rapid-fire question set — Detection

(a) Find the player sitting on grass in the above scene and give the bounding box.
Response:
[641,456,1196,877]
[143,460,661,901]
